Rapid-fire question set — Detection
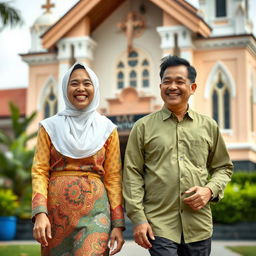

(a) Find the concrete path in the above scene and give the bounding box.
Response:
[114,240,255,256]
[1,240,256,255]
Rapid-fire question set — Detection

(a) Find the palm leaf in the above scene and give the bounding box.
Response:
[9,101,22,138]
[20,111,37,133]
[0,1,23,30]
[0,129,12,146]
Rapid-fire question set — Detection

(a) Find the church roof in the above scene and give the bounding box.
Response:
[41,0,211,49]
[0,88,27,118]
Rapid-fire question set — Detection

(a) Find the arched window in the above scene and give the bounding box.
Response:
[130,70,137,87]
[117,62,125,89]
[211,72,231,129]
[117,71,124,89]
[43,87,58,119]
[212,90,219,123]
[224,88,230,129]
[142,59,150,88]
[142,69,149,88]
[128,51,138,67]
[116,49,151,90]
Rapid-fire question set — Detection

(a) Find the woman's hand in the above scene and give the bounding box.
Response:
[33,212,52,247]
[109,227,125,255]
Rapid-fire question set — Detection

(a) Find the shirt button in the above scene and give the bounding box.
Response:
[179,156,184,160]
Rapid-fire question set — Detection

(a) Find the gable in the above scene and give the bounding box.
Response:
[42,0,125,49]
[42,0,211,49]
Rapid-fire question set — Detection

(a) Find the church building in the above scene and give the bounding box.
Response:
[20,0,256,170]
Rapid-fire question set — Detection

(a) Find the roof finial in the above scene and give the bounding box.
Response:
[42,0,55,14]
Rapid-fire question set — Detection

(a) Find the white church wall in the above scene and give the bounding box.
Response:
[92,0,162,112]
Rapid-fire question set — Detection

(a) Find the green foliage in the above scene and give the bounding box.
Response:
[0,102,37,216]
[0,189,19,216]
[211,183,256,224]
[0,2,23,31]
[0,102,37,147]
[16,185,32,219]
[230,171,256,187]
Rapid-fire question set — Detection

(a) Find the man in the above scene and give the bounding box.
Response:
[123,55,233,256]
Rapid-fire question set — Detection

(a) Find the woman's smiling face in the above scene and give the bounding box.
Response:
[67,68,94,110]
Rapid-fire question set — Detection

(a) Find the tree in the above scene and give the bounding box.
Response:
[0,102,37,200]
[0,1,23,31]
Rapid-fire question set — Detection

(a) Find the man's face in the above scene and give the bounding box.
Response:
[160,65,197,111]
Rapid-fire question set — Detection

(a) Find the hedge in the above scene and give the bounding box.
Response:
[230,171,256,186]
[211,181,256,224]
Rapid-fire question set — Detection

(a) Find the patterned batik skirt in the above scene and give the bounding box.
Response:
[42,175,111,256]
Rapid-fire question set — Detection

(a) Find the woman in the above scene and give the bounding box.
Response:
[32,63,125,256]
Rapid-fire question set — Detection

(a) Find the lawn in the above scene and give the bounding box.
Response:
[227,246,256,256]
[0,244,40,256]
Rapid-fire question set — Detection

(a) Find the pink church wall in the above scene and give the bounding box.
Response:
[26,63,59,135]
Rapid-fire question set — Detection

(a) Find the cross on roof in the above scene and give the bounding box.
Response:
[42,0,55,13]
[118,12,145,52]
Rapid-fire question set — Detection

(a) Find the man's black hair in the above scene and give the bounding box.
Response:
[159,55,197,83]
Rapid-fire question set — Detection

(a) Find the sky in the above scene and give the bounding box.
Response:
[0,0,255,90]
[0,0,79,89]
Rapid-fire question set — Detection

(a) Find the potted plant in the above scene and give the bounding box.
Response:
[0,189,19,240]
[0,102,37,240]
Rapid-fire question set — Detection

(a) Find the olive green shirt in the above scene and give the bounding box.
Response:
[123,106,233,243]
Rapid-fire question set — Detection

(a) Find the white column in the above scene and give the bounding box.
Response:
[156,26,176,56]
[56,36,97,111]
[157,25,195,107]
[73,36,97,67]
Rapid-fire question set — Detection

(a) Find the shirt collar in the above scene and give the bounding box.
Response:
[161,105,194,121]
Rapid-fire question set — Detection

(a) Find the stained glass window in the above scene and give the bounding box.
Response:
[212,89,219,124]
[224,88,230,129]
[44,87,58,118]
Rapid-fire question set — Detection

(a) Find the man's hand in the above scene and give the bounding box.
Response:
[183,186,212,211]
[33,212,52,247]
[133,223,155,249]
[109,227,125,255]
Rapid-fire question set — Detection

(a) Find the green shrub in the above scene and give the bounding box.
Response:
[231,171,256,186]
[211,183,256,224]
[0,189,19,216]
[16,185,32,218]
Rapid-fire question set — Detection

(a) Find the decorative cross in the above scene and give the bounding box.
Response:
[118,12,145,52]
[42,0,55,13]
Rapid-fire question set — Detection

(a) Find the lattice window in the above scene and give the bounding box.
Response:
[116,49,151,90]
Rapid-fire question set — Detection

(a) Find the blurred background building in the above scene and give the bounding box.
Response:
[1,0,256,170]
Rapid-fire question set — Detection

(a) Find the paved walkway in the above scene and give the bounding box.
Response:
[0,240,255,255]
[114,240,256,256]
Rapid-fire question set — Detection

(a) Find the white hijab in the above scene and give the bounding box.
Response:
[40,62,116,159]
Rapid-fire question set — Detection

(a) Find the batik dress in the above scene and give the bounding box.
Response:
[32,126,125,256]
